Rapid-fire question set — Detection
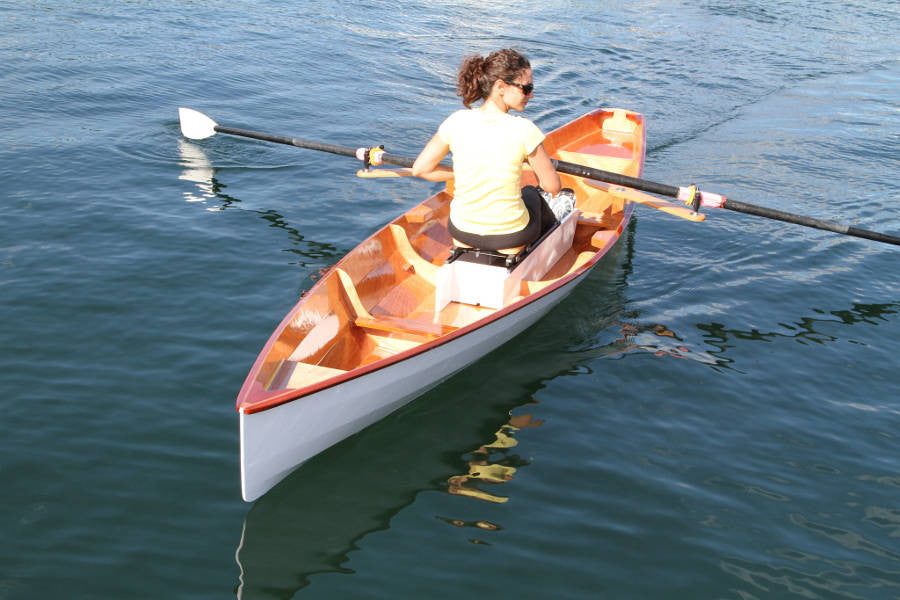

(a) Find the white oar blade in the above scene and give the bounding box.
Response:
[178,107,218,140]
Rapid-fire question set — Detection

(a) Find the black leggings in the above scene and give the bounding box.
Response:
[448,186,557,251]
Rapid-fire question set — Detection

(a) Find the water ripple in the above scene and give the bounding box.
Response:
[3,1,900,598]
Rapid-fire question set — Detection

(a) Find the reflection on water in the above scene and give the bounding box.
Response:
[573,318,721,368]
[232,364,597,597]
[232,393,551,597]
[696,302,899,371]
[177,139,219,206]
[446,409,543,504]
[434,516,502,547]
[585,300,899,373]
[613,321,720,364]
[177,139,341,267]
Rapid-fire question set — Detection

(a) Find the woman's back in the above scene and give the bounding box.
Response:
[440,109,544,235]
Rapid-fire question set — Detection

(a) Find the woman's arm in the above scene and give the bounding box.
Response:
[526,143,561,195]
[412,134,455,181]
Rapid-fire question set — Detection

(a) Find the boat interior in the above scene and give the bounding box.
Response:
[246,109,646,404]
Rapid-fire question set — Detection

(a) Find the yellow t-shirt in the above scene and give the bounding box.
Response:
[438,109,545,235]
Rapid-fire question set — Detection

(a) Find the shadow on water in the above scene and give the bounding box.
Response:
[232,224,637,598]
[693,302,899,372]
[578,301,900,375]
[178,138,342,267]
[582,300,900,374]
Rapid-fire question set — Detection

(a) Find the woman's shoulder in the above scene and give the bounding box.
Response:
[441,109,542,137]
[449,108,482,121]
[439,109,483,144]
[441,108,475,127]
[502,112,542,134]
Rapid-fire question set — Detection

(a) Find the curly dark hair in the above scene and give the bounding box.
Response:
[456,49,531,107]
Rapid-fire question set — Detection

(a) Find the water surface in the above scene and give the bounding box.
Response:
[1,1,898,598]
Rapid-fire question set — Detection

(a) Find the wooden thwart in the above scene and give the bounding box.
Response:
[334,268,455,339]
[354,314,456,338]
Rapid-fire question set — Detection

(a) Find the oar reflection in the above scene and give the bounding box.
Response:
[177,140,341,267]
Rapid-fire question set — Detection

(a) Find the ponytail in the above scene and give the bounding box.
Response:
[456,49,531,108]
[457,55,487,108]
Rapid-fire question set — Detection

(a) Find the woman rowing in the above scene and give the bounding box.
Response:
[412,48,573,252]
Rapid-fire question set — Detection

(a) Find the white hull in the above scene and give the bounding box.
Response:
[239,270,588,502]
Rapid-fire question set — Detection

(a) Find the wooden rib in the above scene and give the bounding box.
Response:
[388,224,439,280]
[557,149,631,174]
[591,230,618,249]
[577,211,614,228]
[434,302,495,329]
[364,333,422,359]
[405,204,435,223]
[517,250,598,296]
[334,268,374,321]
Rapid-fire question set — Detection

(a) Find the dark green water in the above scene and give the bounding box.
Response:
[2,1,898,598]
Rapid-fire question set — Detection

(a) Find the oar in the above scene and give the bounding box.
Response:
[552,159,900,247]
[179,108,899,246]
[179,107,414,170]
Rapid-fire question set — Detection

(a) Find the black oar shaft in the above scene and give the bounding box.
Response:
[214,125,415,168]
[554,159,680,197]
[719,199,900,246]
[554,159,900,247]
[721,199,851,234]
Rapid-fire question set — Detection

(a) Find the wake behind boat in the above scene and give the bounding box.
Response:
[230,108,647,501]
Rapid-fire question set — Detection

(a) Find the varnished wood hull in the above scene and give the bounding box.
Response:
[237,108,647,501]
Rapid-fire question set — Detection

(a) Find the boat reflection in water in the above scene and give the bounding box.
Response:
[445,408,543,505]
[233,227,636,597]
[233,393,552,597]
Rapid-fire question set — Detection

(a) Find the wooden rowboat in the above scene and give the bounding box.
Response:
[236,108,647,501]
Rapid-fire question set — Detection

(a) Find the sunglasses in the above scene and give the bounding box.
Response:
[504,80,534,95]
